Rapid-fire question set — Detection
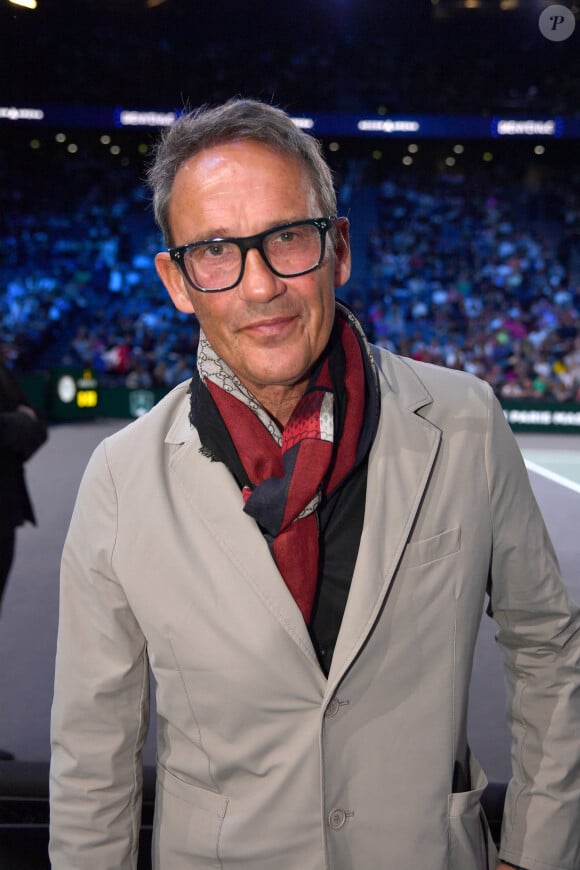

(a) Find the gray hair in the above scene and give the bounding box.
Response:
[147,98,337,247]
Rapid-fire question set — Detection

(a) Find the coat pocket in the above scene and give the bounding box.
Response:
[448,757,497,870]
[152,763,229,869]
[405,526,461,568]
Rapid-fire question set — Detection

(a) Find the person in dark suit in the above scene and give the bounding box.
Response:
[0,347,47,759]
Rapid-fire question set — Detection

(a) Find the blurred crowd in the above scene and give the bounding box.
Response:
[350,165,580,402]
[0,166,198,391]
[1,147,579,404]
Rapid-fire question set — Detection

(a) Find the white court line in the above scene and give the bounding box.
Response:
[524,459,580,495]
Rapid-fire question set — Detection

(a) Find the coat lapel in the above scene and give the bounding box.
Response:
[327,351,442,690]
[163,349,441,691]
[165,400,323,678]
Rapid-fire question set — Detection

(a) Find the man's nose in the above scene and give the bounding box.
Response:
[237,248,286,302]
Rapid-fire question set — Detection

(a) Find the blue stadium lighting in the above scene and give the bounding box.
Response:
[0,106,44,121]
[118,110,177,127]
[492,118,561,137]
[290,117,315,129]
[2,106,579,140]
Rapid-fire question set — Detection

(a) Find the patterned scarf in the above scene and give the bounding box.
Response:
[192,303,379,624]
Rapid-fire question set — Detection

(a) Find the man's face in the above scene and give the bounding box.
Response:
[155,140,350,416]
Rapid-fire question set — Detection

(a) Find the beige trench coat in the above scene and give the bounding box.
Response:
[49,347,580,870]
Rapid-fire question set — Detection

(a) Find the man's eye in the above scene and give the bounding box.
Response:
[205,243,227,257]
[191,242,232,261]
[274,230,301,245]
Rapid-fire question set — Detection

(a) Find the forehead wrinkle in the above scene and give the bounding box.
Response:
[168,141,321,245]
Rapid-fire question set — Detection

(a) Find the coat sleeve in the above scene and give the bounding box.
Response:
[483,389,580,870]
[49,439,150,870]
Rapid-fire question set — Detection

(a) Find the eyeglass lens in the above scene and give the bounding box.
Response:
[182,221,324,291]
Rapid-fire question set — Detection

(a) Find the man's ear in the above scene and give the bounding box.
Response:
[155,252,196,314]
[333,217,351,289]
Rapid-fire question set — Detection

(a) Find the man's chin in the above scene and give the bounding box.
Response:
[235,358,313,397]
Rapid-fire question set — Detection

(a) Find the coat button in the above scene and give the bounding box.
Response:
[328,808,347,829]
[325,698,340,717]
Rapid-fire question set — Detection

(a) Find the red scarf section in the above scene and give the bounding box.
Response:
[205,315,366,623]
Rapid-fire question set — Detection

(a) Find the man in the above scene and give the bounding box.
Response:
[0,348,47,760]
[49,99,580,870]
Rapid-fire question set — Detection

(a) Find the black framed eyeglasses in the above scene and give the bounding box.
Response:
[168,216,339,293]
